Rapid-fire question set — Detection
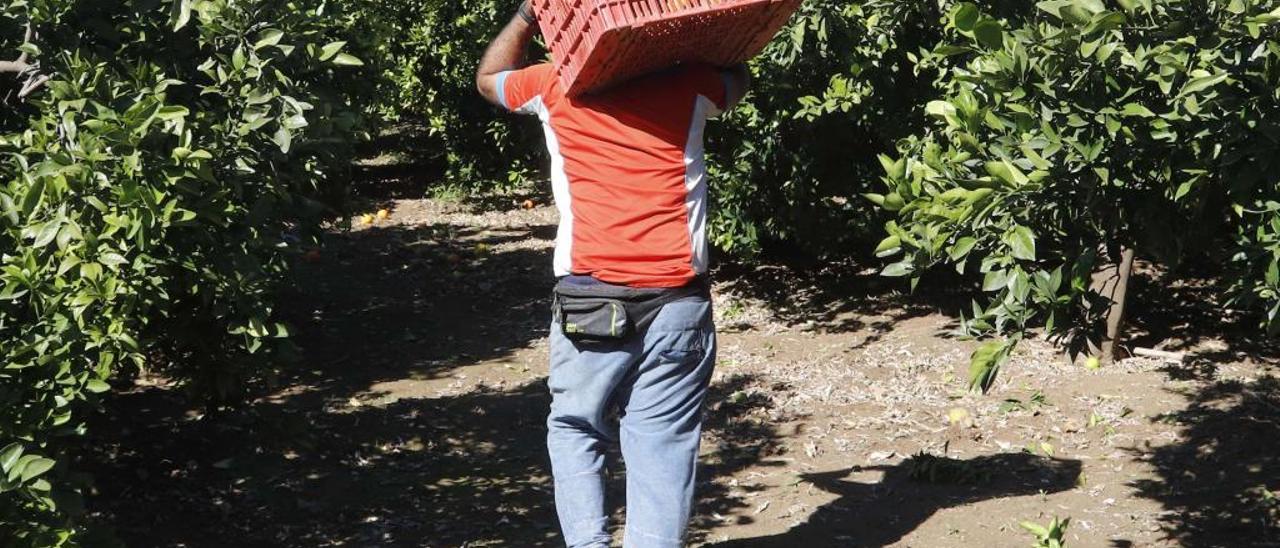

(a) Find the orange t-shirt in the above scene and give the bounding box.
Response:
[498,63,730,288]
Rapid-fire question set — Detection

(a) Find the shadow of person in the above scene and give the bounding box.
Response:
[1128,375,1280,547]
[707,452,1082,547]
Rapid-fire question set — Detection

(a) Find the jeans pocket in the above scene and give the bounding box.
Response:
[654,327,708,364]
[657,348,704,364]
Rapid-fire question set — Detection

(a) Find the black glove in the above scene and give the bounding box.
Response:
[518,0,536,24]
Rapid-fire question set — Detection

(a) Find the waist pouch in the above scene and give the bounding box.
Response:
[553,278,709,341]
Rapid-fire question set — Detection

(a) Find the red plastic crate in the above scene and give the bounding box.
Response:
[531,0,802,96]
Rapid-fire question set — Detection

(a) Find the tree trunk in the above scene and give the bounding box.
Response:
[1087,245,1136,364]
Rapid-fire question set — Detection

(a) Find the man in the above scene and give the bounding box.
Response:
[476,2,749,546]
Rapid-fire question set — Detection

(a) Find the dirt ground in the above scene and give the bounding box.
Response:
[81,194,1280,548]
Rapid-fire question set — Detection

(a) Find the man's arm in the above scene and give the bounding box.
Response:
[476,1,539,108]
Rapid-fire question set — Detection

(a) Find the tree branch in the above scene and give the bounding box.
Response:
[3,22,48,101]
[18,74,48,98]
[0,60,33,74]
[16,22,31,65]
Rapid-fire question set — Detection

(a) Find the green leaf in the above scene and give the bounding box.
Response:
[8,454,37,483]
[926,100,956,120]
[968,340,1011,393]
[1120,103,1156,117]
[0,193,17,225]
[1114,0,1141,12]
[255,29,285,50]
[866,193,904,211]
[984,161,1027,186]
[878,154,906,181]
[0,443,22,472]
[884,193,905,211]
[949,237,978,262]
[33,221,60,248]
[1179,72,1228,97]
[874,235,902,257]
[157,106,190,121]
[80,262,102,281]
[282,114,309,130]
[983,270,1010,291]
[1076,0,1107,14]
[21,177,45,216]
[273,126,292,153]
[881,262,915,277]
[171,0,193,31]
[100,253,128,268]
[1174,181,1194,201]
[233,46,247,71]
[19,457,54,483]
[319,41,346,61]
[247,316,270,338]
[952,3,980,31]
[973,19,1004,49]
[246,88,274,105]
[1021,521,1051,537]
[1083,11,1127,35]
[331,53,365,67]
[85,379,111,393]
[1005,226,1037,261]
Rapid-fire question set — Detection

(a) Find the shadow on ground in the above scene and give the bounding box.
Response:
[351,123,445,201]
[706,453,1082,547]
[77,189,1280,546]
[82,380,559,546]
[1127,374,1280,547]
[712,258,975,348]
[81,218,563,546]
[82,377,787,547]
[275,219,557,391]
[1124,262,1280,378]
[79,217,786,547]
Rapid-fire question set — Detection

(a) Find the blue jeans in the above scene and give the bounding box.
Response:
[547,296,716,548]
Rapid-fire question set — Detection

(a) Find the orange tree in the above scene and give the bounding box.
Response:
[706,0,947,255]
[0,0,377,543]
[357,0,547,188]
[870,0,1280,390]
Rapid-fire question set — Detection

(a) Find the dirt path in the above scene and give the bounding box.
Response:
[82,196,1280,548]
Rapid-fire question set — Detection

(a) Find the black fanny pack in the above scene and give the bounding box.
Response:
[553,277,709,341]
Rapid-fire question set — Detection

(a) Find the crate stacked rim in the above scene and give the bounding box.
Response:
[532,0,802,97]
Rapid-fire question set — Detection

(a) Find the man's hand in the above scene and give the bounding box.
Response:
[476,1,540,108]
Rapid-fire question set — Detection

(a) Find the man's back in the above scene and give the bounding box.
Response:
[498,62,731,288]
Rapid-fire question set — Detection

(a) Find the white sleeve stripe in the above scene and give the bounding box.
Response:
[495,71,512,110]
